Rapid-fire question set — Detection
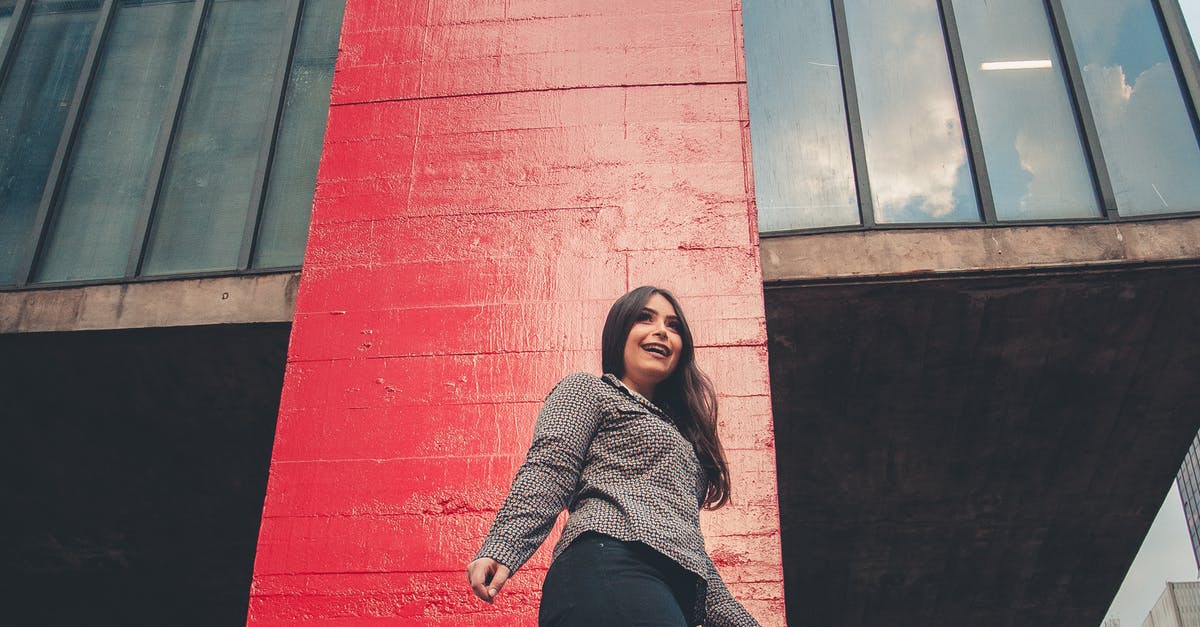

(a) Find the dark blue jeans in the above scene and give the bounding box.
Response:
[539,532,699,627]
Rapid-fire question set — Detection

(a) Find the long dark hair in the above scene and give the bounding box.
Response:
[601,285,731,510]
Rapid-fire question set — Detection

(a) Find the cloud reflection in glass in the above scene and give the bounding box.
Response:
[1063,0,1200,215]
[844,0,981,224]
[954,0,1101,221]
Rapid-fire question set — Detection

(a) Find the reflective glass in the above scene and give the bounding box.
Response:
[1062,0,1200,215]
[952,0,1100,220]
[0,0,101,284]
[744,0,859,232]
[143,0,290,276]
[35,0,194,283]
[255,0,345,268]
[843,0,980,223]
[0,1,15,42]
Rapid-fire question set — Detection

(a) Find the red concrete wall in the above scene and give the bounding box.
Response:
[247,0,785,624]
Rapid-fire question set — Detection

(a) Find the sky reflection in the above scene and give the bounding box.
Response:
[844,0,980,224]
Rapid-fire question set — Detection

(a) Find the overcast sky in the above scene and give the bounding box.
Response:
[1098,11,1200,627]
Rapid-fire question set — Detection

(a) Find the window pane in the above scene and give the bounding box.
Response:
[1062,0,1200,215]
[35,0,194,284]
[0,0,101,285]
[952,0,1100,221]
[844,0,980,224]
[143,0,290,276]
[744,0,859,232]
[254,0,345,269]
[0,1,15,42]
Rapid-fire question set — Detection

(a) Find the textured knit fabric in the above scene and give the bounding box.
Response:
[475,372,760,627]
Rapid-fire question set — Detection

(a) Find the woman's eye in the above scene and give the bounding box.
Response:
[667,320,682,331]
[637,311,653,322]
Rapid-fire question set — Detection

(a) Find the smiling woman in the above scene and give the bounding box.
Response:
[466,286,758,627]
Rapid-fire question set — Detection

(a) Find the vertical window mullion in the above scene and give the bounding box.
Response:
[16,0,117,287]
[1045,0,1120,218]
[238,0,302,271]
[830,0,874,227]
[126,0,210,279]
[1153,0,1200,166]
[0,0,31,90]
[936,0,997,224]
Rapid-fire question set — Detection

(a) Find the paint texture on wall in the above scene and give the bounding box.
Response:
[247,0,784,623]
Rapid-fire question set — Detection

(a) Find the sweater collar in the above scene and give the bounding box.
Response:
[601,373,671,418]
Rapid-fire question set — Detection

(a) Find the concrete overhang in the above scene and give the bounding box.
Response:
[0,272,300,333]
[760,221,1200,624]
[761,216,1200,283]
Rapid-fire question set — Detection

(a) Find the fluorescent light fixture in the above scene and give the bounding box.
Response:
[980,59,1052,71]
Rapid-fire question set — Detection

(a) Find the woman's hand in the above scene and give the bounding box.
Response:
[466,557,511,604]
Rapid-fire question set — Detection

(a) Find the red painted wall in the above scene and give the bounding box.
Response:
[247,0,785,623]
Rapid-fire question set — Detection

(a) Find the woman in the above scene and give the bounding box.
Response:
[467,286,761,626]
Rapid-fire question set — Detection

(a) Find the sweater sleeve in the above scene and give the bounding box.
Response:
[474,372,604,573]
[702,553,762,627]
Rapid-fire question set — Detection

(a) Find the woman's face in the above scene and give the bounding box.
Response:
[620,293,683,394]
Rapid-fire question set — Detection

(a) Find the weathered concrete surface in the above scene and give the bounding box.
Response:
[0,273,300,334]
[248,0,785,624]
[765,265,1200,626]
[762,218,1200,282]
[0,323,288,625]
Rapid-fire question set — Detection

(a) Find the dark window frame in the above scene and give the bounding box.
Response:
[758,0,1200,237]
[0,0,326,291]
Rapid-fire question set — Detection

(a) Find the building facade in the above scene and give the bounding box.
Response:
[1179,432,1200,575]
[4,0,1200,625]
[1143,581,1200,627]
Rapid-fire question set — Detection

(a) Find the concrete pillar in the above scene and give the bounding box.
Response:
[247,0,784,623]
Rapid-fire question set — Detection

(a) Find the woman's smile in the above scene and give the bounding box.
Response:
[620,293,683,399]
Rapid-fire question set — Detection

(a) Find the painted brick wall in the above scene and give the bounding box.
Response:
[247,0,785,623]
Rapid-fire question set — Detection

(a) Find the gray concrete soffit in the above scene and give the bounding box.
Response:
[0,272,300,334]
[761,217,1200,283]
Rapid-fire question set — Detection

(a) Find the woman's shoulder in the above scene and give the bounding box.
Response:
[546,372,622,402]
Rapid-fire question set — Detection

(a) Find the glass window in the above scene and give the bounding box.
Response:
[744,0,859,232]
[1061,0,1200,215]
[952,0,1100,220]
[34,0,195,283]
[843,0,980,224]
[0,0,101,284]
[254,0,344,269]
[142,0,291,276]
[0,1,15,42]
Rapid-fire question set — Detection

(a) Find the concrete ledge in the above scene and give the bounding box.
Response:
[0,273,300,333]
[761,217,1200,282]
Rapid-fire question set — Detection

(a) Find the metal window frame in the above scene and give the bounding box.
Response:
[0,0,32,90]
[0,0,337,290]
[1155,0,1200,164]
[1045,0,1120,218]
[126,0,210,278]
[239,0,304,271]
[0,0,324,289]
[829,0,874,228]
[936,0,994,224]
[16,0,117,287]
[760,0,1200,238]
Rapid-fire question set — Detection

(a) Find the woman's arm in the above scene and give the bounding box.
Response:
[473,372,604,574]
